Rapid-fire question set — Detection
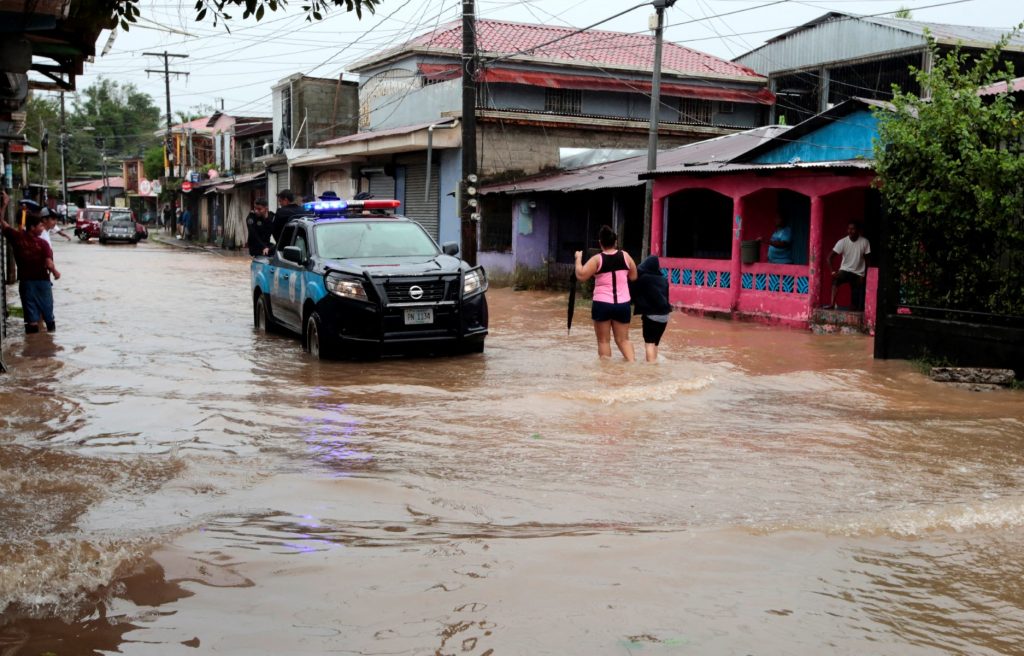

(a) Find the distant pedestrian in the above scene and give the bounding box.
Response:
[826,222,871,310]
[574,225,638,361]
[271,189,303,246]
[162,203,173,229]
[246,198,276,256]
[630,256,672,363]
[0,191,61,333]
[178,208,192,240]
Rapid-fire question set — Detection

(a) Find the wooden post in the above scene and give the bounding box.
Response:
[808,195,825,309]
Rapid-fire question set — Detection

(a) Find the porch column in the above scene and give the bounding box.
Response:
[808,194,825,308]
[730,195,745,311]
[650,191,664,256]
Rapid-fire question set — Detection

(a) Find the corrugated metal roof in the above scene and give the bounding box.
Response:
[481,125,790,195]
[735,12,1023,76]
[353,19,764,81]
[644,159,874,177]
[318,118,457,147]
[978,75,1024,97]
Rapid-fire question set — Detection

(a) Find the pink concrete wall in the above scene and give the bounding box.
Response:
[736,262,812,322]
[660,257,732,312]
[739,189,778,261]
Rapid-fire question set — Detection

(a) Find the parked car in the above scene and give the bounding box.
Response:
[105,208,147,241]
[250,198,489,359]
[99,209,139,244]
[74,206,106,241]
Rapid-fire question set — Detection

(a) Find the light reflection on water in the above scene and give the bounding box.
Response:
[1,240,1024,653]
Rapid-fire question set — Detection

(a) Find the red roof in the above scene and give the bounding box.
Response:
[978,76,1024,97]
[395,19,762,80]
[68,177,125,192]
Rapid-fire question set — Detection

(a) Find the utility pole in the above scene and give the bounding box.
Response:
[460,0,479,266]
[144,51,189,179]
[59,92,68,218]
[99,137,108,206]
[641,0,676,259]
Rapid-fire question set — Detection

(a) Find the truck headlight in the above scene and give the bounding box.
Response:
[463,267,487,297]
[325,273,368,301]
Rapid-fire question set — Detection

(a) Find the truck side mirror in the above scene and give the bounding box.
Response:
[442,241,459,256]
[281,245,303,263]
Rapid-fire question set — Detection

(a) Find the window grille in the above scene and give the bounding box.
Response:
[718,101,735,114]
[679,98,712,125]
[545,89,582,114]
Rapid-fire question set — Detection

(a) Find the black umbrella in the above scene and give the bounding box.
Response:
[567,267,578,334]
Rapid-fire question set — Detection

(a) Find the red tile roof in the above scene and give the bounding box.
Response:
[397,19,762,80]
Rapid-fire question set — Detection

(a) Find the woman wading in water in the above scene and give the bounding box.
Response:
[575,225,638,361]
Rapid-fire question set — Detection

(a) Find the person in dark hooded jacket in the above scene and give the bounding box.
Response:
[630,255,672,362]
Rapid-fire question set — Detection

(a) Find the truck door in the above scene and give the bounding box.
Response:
[271,225,301,330]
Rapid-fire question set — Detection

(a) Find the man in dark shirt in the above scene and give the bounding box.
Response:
[246,198,275,256]
[271,189,304,245]
[1,192,61,333]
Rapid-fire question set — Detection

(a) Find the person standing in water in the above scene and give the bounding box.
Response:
[575,225,638,361]
[631,255,671,362]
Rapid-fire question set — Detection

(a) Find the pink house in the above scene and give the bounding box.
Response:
[645,99,883,330]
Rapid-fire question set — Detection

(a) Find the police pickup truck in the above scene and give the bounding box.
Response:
[250,198,488,359]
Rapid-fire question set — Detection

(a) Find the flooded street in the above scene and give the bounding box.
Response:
[2,237,1024,655]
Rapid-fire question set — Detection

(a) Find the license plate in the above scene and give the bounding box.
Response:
[404,308,433,325]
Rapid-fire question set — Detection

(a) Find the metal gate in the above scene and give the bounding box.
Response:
[402,162,440,240]
[275,169,289,195]
[368,174,395,201]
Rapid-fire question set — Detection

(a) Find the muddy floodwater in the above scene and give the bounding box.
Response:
[2,237,1024,655]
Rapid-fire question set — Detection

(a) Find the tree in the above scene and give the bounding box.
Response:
[873,30,1024,315]
[144,145,166,181]
[65,78,162,175]
[893,7,913,19]
[112,0,380,31]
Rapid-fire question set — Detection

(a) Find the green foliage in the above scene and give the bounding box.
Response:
[66,78,162,175]
[873,29,1024,315]
[112,0,379,30]
[143,145,166,181]
[21,94,63,184]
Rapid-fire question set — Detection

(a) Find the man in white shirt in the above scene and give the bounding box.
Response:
[39,210,72,245]
[826,222,871,310]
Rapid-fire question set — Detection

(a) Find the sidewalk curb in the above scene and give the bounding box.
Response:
[150,234,246,257]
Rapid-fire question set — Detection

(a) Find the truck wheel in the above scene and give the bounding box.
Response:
[254,294,277,334]
[462,339,485,354]
[304,311,335,360]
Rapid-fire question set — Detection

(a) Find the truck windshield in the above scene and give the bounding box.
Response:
[315,221,440,259]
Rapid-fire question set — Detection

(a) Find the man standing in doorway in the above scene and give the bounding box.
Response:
[0,192,61,333]
[271,189,302,246]
[826,222,871,310]
[246,198,275,256]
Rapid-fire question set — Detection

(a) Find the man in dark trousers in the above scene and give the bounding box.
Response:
[271,189,303,245]
[0,191,61,333]
[246,198,275,256]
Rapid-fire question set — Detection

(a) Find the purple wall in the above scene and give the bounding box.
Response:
[512,200,550,270]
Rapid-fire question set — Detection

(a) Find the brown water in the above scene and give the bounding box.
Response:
[2,238,1024,655]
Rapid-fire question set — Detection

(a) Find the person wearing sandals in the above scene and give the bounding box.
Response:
[631,256,671,362]
[575,225,638,361]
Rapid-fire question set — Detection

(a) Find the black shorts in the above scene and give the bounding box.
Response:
[592,301,632,324]
[642,316,668,345]
[833,270,864,286]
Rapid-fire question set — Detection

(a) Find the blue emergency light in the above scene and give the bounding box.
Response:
[305,200,349,212]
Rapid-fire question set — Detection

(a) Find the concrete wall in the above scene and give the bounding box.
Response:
[295,78,359,146]
[478,123,695,177]
[512,199,551,270]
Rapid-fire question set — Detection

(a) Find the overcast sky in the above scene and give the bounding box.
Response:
[55,0,1024,120]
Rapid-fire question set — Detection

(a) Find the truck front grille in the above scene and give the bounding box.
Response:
[383,279,448,303]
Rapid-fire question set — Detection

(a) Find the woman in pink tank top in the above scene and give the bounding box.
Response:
[575,225,638,361]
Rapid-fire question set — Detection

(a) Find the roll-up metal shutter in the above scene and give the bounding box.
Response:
[275,169,290,195]
[368,174,395,200]
[402,162,440,240]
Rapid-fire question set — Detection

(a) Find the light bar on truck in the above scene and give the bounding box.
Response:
[303,199,403,215]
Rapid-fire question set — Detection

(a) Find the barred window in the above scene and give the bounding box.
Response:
[718,101,735,114]
[679,98,713,125]
[480,196,514,253]
[545,88,582,114]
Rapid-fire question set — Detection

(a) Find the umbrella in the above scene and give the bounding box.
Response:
[567,267,578,334]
